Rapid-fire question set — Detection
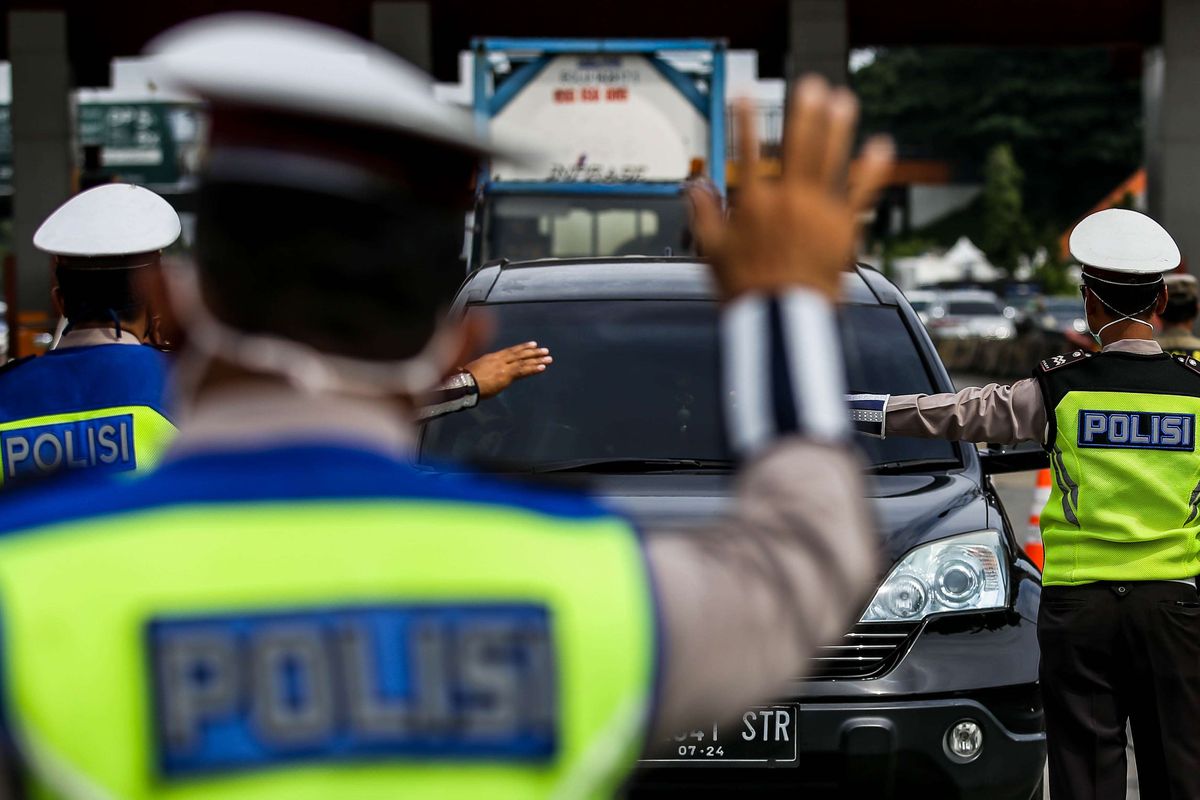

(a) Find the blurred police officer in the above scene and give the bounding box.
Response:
[0,184,179,489]
[0,15,891,798]
[1156,272,1200,359]
[852,208,1200,800]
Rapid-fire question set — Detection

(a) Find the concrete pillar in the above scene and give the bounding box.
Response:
[371,1,432,73]
[1151,0,1200,269]
[8,10,71,325]
[786,0,848,86]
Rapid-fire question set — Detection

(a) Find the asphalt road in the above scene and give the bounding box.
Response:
[951,372,1140,800]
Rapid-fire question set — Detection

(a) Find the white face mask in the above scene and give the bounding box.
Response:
[1083,277,1162,343]
[163,259,460,409]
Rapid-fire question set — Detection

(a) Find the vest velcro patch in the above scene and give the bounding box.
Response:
[0,413,136,482]
[147,603,557,776]
[1077,410,1195,451]
[1039,350,1091,373]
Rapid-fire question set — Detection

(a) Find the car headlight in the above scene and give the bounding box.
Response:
[861,531,1009,622]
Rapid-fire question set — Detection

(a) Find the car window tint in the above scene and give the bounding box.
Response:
[419,300,958,469]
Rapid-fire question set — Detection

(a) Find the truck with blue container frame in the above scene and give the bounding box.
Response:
[466,38,726,271]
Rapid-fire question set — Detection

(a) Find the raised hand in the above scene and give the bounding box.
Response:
[690,76,894,302]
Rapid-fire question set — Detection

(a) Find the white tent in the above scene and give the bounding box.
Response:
[942,237,1001,283]
[891,237,1002,290]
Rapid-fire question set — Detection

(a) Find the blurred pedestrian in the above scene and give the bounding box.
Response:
[0,183,178,489]
[1156,272,1200,359]
[851,208,1200,800]
[0,15,891,798]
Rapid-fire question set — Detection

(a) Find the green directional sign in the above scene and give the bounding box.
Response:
[0,101,201,191]
[77,102,182,186]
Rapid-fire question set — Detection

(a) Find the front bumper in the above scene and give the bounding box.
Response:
[630,695,1044,799]
[630,595,1045,799]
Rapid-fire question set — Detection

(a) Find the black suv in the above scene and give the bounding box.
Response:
[420,257,1045,799]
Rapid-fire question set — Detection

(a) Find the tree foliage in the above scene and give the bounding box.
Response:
[980,144,1029,275]
[852,47,1142,232]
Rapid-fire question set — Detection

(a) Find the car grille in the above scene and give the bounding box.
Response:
[804,621,921,680]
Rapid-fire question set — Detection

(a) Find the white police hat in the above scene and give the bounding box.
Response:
[1069,208,1181,276]
[146,13,519,160]
[33,183,182,259]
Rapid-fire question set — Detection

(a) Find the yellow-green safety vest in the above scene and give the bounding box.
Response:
[1035,349,1200,585]
[0,444,657,799]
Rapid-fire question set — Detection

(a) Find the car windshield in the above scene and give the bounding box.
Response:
[945,300,1002,315]
[419,300,958,471]
[481,194,693,262]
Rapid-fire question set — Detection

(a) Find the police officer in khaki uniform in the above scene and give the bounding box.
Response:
[1156,272,1200,359]
[0,15,893,798]
[852,208,1200,800]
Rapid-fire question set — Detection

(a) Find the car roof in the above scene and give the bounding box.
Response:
[467,256,886,305]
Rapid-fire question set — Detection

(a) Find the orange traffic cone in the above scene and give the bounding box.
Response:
[1025,469,1051,570]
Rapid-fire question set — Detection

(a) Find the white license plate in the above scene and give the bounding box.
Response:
[639,704,799,768]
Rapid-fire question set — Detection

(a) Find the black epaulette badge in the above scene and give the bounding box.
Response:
[1038,350,1092,373]
[1174,354,1200,377]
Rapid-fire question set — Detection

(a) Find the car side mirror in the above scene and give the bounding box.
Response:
[978,443,1049,475]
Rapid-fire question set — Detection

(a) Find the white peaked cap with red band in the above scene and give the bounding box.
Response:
[33,183,181,258]
[1069,208,1181,275]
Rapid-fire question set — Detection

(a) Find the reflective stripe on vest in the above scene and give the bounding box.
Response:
[1042,389,1200,585]
[0,500,656,799]
[0,406,176,488]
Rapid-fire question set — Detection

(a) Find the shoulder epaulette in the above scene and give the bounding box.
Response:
[0,355,36,378]
[1037,350,1092,374]
[1174,354,1200,377]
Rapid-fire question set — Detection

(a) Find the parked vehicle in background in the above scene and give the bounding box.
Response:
[926,289,1016,341]
[905,289,939,326]
[1027,296,1087,336]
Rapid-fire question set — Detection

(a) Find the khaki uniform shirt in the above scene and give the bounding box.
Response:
[885,339,1164,445]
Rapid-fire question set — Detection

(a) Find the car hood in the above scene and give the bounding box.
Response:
[581,469,989,567]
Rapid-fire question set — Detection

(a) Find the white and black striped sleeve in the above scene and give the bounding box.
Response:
[415,371,480,422]
[847,394,889,438]
[720,289,851,454]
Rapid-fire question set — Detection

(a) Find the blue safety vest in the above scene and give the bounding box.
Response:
[0,344,174,488]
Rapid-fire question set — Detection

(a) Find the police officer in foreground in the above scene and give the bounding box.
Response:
[1156,272,1200,359]
[0,15,892,798]
[0,183,179,488]
[853,208,1200,799]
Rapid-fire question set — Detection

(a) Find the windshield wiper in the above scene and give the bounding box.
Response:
[868,458,962,474]
[529,457,734,474]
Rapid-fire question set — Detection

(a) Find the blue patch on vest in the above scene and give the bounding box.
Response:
[1077,410,1195,451]
[0,413,135,482]
[147,604,558,777]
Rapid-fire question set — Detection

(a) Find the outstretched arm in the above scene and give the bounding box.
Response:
[416,342,552,421]
[849,379,1047,445]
